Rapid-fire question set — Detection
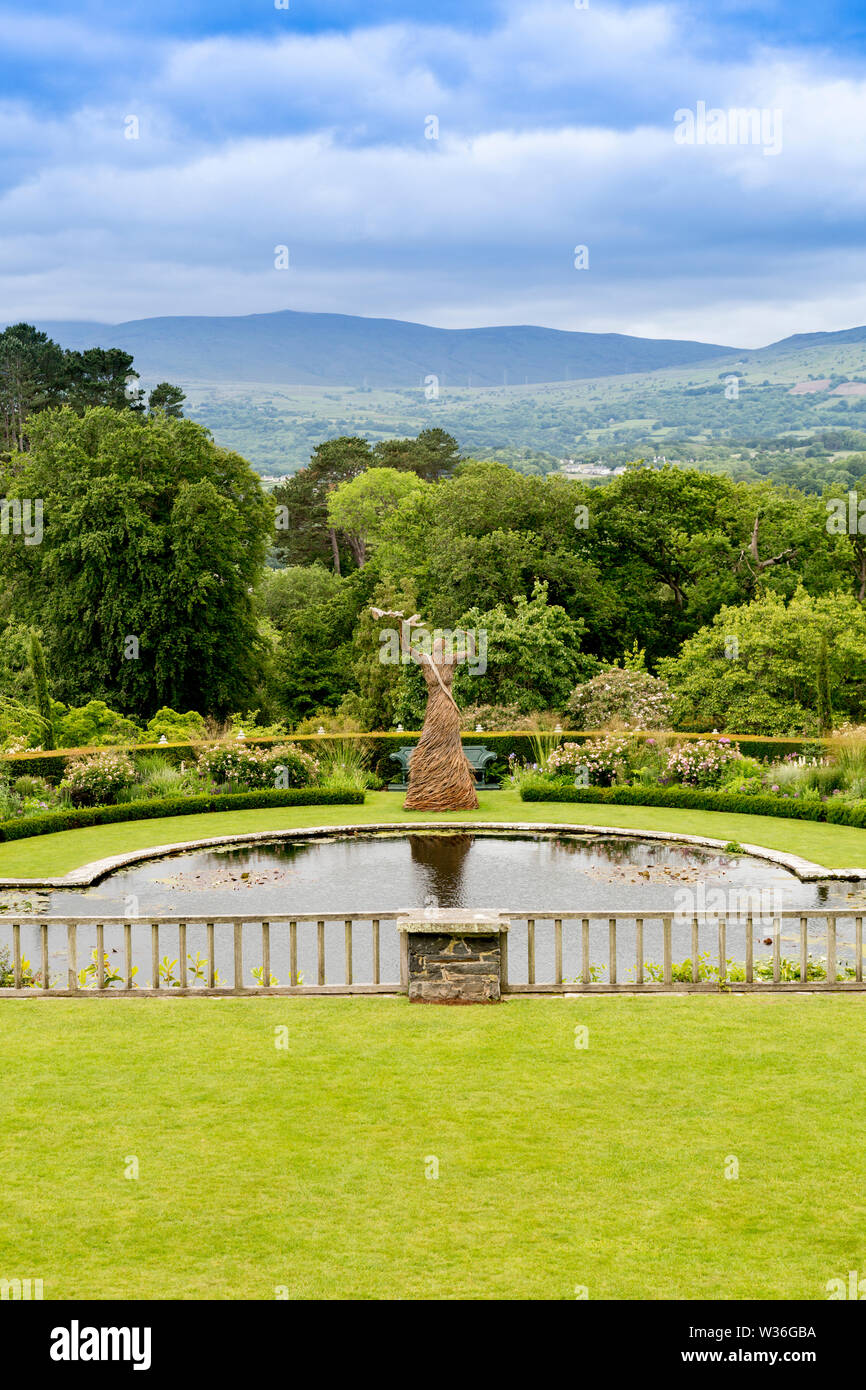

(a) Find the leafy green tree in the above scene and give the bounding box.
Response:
[271,435,372,573]
[273,568,375,726]
[255,565,342,632]
[658,589,866,733]
[327,467,425,567]
[376,459,619,658]
[1,407,270,716]
[452,581,596,714]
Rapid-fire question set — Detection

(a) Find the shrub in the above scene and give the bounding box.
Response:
[59,751,135,807]
[0,945,38,987]
[518,779,866,827]
[459,703,546,732]
[662,739,742,788]
[140,707,207,745]
[566,667,674,730]
[195,742,318,790]
[546,735,631,786]
[53,700,142,748]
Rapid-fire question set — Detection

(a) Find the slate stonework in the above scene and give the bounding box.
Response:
[405,929,504,1002]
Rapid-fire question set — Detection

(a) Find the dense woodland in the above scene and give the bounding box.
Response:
[3,323,866,748]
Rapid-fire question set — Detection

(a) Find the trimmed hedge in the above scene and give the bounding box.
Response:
[520,781,866,828]
[0,729,835,785]
[0,787,365,844]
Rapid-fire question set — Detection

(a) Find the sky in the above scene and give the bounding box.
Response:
[2,0,866,347]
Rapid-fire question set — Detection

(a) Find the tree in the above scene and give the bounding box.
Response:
[1,407,271,716]
[372,428,461,481]
[63,347,142,413]
[148,382,186,417]
[0,324,66,452]
[271,435,372,573]
[28,630,54,748]
[327,467,425,567]
[0,324,148,453]
[452,581,596,714]
[658,589,866,734]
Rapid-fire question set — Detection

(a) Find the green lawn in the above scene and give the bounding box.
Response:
[3,789,866,878]
[1,995,863,1299]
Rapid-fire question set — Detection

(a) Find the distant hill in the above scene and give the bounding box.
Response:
[26,309,740,387]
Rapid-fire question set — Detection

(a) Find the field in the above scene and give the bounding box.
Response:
[1,994,863,1299]
[179,331,866,475]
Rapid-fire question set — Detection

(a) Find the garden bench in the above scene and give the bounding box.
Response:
[387,744,500,791]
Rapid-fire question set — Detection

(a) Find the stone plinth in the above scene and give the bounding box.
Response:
[397,911,509,1003]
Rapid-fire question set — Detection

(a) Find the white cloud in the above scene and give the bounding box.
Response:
[1,1,866,343]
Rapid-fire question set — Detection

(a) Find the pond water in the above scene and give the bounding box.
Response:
[4,831,864,987]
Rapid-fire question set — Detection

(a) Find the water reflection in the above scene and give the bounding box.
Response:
[408,833,473,908]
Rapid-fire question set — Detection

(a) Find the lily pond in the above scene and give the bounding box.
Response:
[3,831,864,987]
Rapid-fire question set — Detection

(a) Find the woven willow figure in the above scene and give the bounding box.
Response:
[371,608,478,811]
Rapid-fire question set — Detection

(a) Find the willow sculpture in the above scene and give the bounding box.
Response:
[371,608,479,811]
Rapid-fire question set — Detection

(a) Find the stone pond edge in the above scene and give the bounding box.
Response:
[0,820,863,890]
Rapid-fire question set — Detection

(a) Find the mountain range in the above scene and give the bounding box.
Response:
[25,309,746,387]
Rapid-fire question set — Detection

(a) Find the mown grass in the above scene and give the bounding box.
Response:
[1,995,863,1300]
[2,789,866,878]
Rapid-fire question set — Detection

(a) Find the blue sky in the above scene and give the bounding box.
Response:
[2,0,865,345]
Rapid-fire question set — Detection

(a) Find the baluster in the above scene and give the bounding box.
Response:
[290,920,298,988]
[262,922,270,988]
[68,923,78,992]
[773,917,781,984]
[691,915,699,983]
[12,923,21,988]
[151,922,159,992]
[207,922,215,988]
[233,921,242,993]
[827,916,837,986]
[527,918,536,985]
[96,924,105,989]
[178,923,186,991]
[800,916,808,986]
[372,919,380,984]
[317,920,326,987]
[582,918,590,986]
[635,917,643,985]
[345,919,353,986]
[125,922,132,991]
[554,918,563,986]
[41,924,48,990]
[718,916,726,986]
[746,911,753,984]
[857,917,863,985]
[608,917,616,985]
[663,917,672,986]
